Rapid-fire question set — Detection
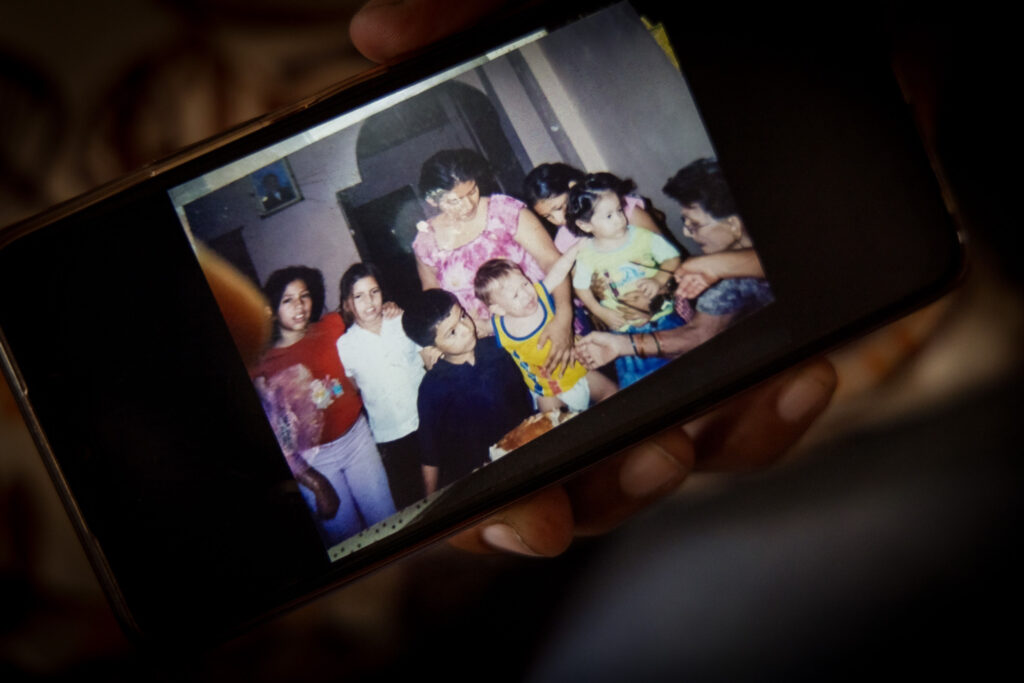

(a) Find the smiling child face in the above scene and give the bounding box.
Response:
[276,279,313,335]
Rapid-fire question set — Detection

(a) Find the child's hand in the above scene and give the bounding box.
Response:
[563,239,584,260]
[420,345,443,371]
[634,277,661,299]
[382,301,403,318]
[597,306,629,331]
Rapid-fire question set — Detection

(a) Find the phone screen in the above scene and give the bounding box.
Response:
[167,2,775,562]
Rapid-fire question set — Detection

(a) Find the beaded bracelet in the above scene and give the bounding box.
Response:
[652,331,663,357]
[629,333,639,356]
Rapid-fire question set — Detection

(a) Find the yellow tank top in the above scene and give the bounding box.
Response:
[492,282,588,398]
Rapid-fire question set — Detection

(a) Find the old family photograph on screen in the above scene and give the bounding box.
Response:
[169,2,774,559]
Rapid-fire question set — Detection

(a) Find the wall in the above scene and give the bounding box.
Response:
[528,2,716,246]
[186,125,365,312]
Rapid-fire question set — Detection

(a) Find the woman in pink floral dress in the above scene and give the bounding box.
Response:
[412,149,574,373]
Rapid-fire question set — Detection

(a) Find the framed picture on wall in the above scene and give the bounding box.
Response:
[252,159,302,216]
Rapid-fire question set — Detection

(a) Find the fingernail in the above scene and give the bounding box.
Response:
[480,523,539,556]
[620,444,687,499]
[777,367,835,423]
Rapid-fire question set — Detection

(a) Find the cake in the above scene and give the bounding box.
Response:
[489,410,578,461]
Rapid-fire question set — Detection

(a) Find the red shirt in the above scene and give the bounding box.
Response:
[250,312,363,446]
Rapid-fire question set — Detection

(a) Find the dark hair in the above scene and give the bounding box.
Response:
[662,158,738,220]
[338,262,386,325]
[263,266,326,342]
[401,288,460,348]
[522,163,586,207]
[564,172,638,236]
[419,149,493,201]
[473,259,525,306]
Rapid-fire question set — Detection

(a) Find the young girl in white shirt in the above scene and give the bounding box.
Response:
[336,263,426,508]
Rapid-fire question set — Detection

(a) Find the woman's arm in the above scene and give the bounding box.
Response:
[514,208,574,374]
[676,249,764,284]
[577,311,733,369]
[416,257,441,291]
[285,455,341,520]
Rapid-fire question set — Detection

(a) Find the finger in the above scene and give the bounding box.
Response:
[685,357,838,471]
[544,344,569,377]
[566,425,694,536]
[350,0,514,64]
[195,244,271,367]
[448,484,575,556]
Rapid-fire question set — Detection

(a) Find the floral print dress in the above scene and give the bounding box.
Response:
[413,194,546,322]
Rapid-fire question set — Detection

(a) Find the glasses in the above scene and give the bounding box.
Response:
[682,219,720,238]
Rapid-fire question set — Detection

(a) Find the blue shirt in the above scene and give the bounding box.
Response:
[696,277,774,317]
[417,339,533,489]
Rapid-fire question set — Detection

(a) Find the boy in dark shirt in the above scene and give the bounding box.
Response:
[403,289,534,494]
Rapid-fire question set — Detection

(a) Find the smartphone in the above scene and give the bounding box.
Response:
[0,0,962,644]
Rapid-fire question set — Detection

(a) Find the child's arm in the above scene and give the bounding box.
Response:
[542,240,583,292]
[634,255,682,298]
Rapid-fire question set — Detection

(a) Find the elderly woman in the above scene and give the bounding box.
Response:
[578,158,774,368]
[412,148,574,372]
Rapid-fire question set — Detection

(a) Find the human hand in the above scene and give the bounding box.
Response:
[420,345,443,371]
[538,307,575,377]
[350,0,515,64]
[675,272,712,299]
[596,306,629,332]
[382,301,403,318]
[448,357,837,554]
[310,476,341,519]
[674,255,722,295]
[576,330,632,369]
[634,277,661,299]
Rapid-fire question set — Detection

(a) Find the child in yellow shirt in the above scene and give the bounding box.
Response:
[474,246,617,412]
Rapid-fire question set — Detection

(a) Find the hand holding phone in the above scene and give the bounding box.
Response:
[0,0,959,642]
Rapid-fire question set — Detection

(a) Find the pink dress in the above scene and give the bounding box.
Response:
[413,194,547,322]
[553,194,646,253]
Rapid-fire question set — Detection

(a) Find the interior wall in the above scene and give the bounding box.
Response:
[186,125,364,312]
[531,2,715,245]
[187,6,715,303]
